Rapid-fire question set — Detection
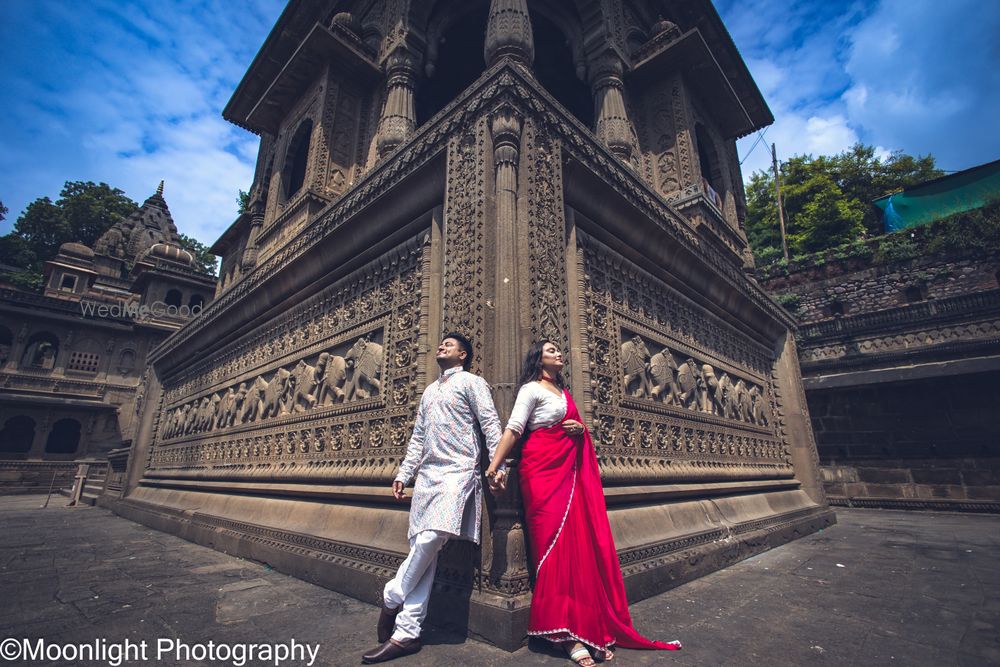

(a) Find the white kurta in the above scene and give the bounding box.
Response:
[395,366,502,544]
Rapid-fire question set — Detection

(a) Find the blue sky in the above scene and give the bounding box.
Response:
[1,0,998,249]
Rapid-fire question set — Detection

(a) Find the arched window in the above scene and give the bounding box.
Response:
[45,418,81,454]
[118,349,136,374]
[20,332,59,371]
[532,10,593,128]
[904,285,924,303]
[165,289,182,307]
[0,325,12,366]
[0,416,35,454]
[189,293,204,310]
[417,5,489,126]
[283,119,313,200]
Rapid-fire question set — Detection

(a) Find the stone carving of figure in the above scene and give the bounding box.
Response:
[259,367,293,419]
[216,388,236,429]
[748,385,768,426]
[289,359,319,412]
[621,335,651,398]
[717,373,733,419]
[648,348,680,404]
[181,402,197,435]
[732,379,749,422]
[316,353,349,406]
[702,364,724,414]
[345,337,383,400]
[230,382,248,425]
[241,377,266,423]
[675,359,701,410]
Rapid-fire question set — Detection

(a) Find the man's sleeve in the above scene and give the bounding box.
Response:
[396,389,427,485]
[467,376,503,461]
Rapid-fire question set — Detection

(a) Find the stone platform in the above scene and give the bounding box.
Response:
[1,496,996,666]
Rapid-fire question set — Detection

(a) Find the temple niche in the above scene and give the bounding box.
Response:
[115,0,834,650]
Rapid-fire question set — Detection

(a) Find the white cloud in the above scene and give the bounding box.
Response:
[0,0,285,247]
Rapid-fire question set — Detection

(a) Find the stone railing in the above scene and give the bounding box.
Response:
[800,289,1000,341]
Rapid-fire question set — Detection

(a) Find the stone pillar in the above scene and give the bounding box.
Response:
[591,53,637,164]
[376,49,417,159]
[489,108,523,419]
[241,200,265,274]
[484,0,534,69]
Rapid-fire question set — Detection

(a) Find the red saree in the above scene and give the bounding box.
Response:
[519,389,682,652]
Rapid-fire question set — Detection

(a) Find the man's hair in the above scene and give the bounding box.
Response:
[442,332,473,370]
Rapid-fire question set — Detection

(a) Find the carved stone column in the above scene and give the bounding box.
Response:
[240,200,265,274]
[489,108,523,418]
[376,48,417,159]
[488,105,530,598]
[484,0,534,69]
[591,53,638,164]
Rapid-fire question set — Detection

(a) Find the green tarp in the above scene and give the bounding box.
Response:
[874,159,1000,232]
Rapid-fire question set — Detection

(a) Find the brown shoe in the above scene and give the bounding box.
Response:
[377,603,401,643]
[361,638,422,663]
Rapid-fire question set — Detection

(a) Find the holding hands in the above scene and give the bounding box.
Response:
[486,468,507,495]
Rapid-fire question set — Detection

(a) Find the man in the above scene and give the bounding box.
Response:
[362,333,503,664]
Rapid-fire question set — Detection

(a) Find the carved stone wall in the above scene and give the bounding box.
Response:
[147,234,428,484]
[577,231,792,483]
[441,121,489,372]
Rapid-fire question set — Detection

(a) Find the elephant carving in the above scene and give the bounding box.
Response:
[345,338,383,400]
[317,353,348,406]
[241,377,266,423]
[675,359,701,410]
[621,335,651,398]
[289,359,319,413]
[648,349,680,404]
[702,365,724,414]
[216,388,236,429]
[259,367,293,419]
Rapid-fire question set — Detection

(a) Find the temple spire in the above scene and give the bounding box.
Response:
[484,0,534,69]
[156,180,164,196]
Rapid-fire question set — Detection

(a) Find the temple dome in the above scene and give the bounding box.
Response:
[144,242,193,266]
[58,242,95,260]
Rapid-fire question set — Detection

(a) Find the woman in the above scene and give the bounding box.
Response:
[486,341,682,666]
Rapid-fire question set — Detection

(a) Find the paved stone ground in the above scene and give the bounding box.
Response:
[1,494,997,666]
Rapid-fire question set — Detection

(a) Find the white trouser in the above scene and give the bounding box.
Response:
[383,529,450,641]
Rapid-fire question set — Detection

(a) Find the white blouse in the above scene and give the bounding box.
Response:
[505,382,568,436]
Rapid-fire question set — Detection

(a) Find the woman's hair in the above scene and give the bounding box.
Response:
[517,339,564,391]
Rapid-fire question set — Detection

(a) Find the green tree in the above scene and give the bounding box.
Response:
[0,182,138,278]
[0,199,7,223]
[237,189,250,215]
[178,233,219,277]
[746,144,942,263]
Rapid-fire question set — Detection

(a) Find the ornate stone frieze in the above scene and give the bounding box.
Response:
[148,234,428,481]
[799,317,1000,364]
[579,232,791,483]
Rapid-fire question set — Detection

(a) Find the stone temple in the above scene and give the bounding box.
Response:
[112,0,834,649]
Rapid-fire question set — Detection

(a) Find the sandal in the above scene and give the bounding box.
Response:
[598,647,615,662]
[565,642,596,667]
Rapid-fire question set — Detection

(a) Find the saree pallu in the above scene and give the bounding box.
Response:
[519,390,682,652]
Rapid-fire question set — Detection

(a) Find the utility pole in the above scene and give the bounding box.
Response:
[772,143,789,261]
